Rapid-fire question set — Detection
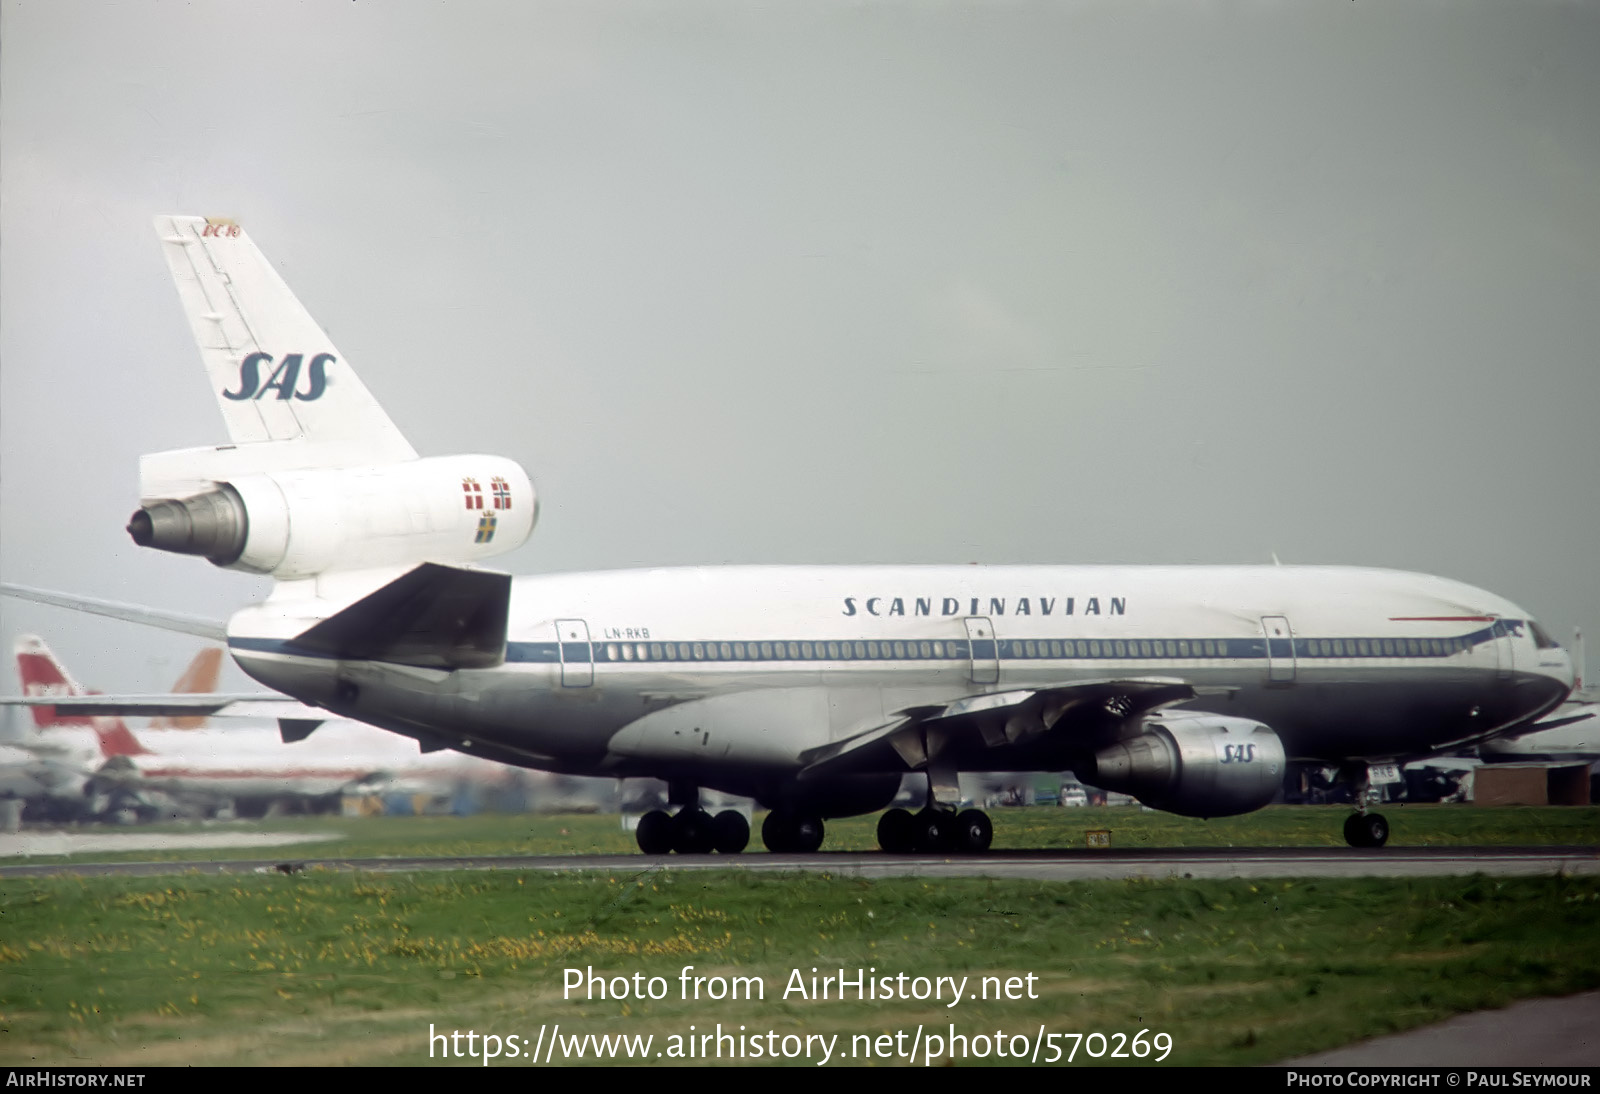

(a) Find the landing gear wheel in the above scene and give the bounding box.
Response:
[1343,812,1390,848]
[913,808,955,853]
[761,810,791,853]
[672,808,715,854]
[953,809,993,853]
[636,809,674,855]
[711,810,750,854]
[877,808,916,854]
[790,814,825,853]
[762,810,826,853]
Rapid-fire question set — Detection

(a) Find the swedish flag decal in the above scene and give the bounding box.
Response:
[475,510,497,544]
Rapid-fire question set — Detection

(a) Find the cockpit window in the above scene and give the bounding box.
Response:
[1529,621,1560,649]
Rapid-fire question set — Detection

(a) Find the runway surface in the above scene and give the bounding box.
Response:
[3,843,1596,880]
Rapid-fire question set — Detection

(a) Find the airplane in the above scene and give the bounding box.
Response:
[7,635,517,820]
[1479,697,1598,765]
[0,215,1577,853]
[3,637,222,820]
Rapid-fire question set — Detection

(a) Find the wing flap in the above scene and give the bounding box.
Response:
[797,676,1197,779]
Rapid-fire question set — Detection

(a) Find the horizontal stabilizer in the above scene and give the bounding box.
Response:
[286,563,511,670]
[0,694,325,719]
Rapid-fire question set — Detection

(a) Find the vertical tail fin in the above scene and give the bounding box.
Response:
[15,636,92,729]
[150,648,223,730]
[14,636,152,757]
[152,215,417,471]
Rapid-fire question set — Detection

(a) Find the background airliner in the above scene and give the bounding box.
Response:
[6,635,521,821]
[1,217,1576,853]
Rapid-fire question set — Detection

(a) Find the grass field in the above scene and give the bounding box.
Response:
[2,806,1598,1066]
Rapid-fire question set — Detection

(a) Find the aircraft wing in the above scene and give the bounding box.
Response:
[0,694,326,720]
[1,583,226,641]
[797,676,1200,779]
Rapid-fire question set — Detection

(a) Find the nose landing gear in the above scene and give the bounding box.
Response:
[1340,764,1391,848]
[1343,811,1390,848]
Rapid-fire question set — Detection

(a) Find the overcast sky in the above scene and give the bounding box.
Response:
[2,1,1597,696]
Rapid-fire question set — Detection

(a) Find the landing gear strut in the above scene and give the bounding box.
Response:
[634,782,749,855]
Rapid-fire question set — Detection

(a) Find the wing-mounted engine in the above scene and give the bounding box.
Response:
[1079,712,1286,818]
[128,454,536,579]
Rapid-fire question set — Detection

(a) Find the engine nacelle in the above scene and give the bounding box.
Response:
[1079,713,1286,818]
[128,454,536,579]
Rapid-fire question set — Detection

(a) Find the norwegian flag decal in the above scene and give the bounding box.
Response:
[491,476,512,510]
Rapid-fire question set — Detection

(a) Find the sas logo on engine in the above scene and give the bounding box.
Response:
[1220,743,1258,764]
[222,353,332,401]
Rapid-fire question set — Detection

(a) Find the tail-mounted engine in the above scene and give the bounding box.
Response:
[1079,713,1286,818]
[128,454,536,579]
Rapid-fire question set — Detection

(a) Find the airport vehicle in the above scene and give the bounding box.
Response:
[1,216,1576,852]
[7,636,512,819]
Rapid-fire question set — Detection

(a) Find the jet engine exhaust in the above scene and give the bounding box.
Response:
[127,486,248,565]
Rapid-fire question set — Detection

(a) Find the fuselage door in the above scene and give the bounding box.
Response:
[555,619,593,688]
[965,617,999,685]
[1262,615,1296,685]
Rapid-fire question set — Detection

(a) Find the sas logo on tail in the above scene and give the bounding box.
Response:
[223,353,332,401]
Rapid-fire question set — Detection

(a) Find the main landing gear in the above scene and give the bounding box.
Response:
[877,806,993,853]
[634,781,749,855]
[761,810,825,854]
[877,767,994,854]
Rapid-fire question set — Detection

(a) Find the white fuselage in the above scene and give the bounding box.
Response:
[226,564,1574,806]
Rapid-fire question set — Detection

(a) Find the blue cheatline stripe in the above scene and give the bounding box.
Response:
[489,619,1514,667]
[230,622,1515,666]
